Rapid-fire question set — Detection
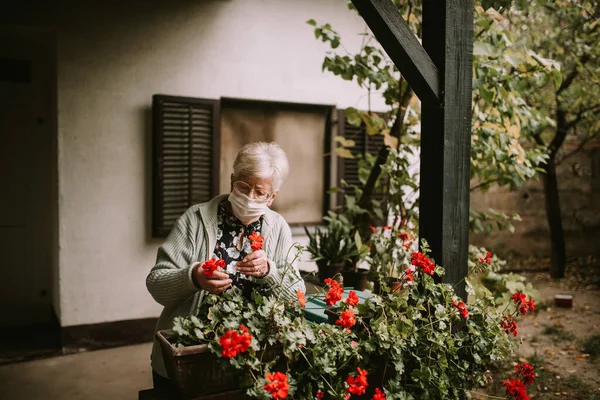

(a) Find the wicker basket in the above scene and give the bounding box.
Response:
[157,330,281,399]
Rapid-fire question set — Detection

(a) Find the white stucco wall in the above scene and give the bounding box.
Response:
[53,0,387,326]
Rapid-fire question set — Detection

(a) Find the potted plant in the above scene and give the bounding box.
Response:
[304,215,357,284]
[164,243,528,400]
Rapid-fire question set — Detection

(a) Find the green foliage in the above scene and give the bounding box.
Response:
[304,213,359,265]
[172,244,516,399]
[582,334,600,361]
[308,1,558,237]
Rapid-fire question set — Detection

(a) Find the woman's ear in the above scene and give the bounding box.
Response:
[267,191,278,207]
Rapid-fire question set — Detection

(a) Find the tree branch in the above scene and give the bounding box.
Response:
[470,178,499,192]
[556,133,599,166]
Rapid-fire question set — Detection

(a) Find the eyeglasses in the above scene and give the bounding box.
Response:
[233,181,273,201]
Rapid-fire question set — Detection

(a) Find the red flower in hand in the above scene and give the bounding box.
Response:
[346,367,368,396]
[201,258,226,277]
[452,299,469,319]
[411,252,435,276]
[248,231,264,251]
[336,308,356,330]
[324,278,343,306]
[372,388,386,400]
[264,371,289,400]
[345,290,359,306]
[297,289,306,308]
[219,324,252,359]
[515,363,536,385]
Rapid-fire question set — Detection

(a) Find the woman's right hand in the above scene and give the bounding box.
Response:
[193,267,232,294]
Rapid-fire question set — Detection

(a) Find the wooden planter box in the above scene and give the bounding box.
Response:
[157,330,282,400]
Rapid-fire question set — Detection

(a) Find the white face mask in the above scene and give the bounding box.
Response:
[228,189,270,222]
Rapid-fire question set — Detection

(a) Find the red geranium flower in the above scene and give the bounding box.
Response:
[297,289,306,308]
[315,390,324,399]
[452,299,469,319]
[515,363,536,385]
[511,292,527,304]
[336,308,356,330]
[398,232,409,241]
[405,267,414,282]
[383,225,392,230]
[264,371,289,400]
[248,231,264,251]
[478,251,493,264]
[411,252,435,276]
[346,367,368,396]
[512,292,535,315]
[219,324,252,359]
[502,376,529,400]
[372,388,386,400]
[345,290,359,306]
[324,278,343,306]
[201,258,226,277]
[369,226,377,233]
[500,315,519,337]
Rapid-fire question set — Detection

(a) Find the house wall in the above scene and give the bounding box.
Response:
[470,141,600,257]
[2,0,386,327]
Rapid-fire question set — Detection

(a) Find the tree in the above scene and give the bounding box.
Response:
[308,1,554,242]
[511,0,600,278]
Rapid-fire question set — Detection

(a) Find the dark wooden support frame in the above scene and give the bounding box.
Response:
[352,0,474,298]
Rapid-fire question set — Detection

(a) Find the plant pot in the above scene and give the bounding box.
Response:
[373,277,403,295]
[317,261,344,284]
[342,269,370,291]
[157,330,282,399]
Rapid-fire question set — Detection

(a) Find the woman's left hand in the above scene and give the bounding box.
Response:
[236,250,269,278]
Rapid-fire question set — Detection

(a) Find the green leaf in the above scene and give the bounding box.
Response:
[344,107,362,127]
[335,147,355,159]
[306,19,317,26]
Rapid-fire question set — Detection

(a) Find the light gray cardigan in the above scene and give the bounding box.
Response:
[146,194,306,378]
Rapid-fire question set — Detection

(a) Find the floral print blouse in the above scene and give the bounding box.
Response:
[214,200,263,292]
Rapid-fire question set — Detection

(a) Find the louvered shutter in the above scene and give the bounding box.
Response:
[152,95,220,237]
[337,110,387,215]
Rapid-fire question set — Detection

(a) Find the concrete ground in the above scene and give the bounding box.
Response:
[0,343,153,400]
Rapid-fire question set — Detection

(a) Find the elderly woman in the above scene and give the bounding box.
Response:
[146,142,305,386]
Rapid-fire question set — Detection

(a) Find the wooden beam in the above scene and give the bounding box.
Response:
[419,0,474,300]
[351,0,440,104]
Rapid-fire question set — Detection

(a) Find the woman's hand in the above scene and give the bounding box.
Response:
[236,250,270,278]
[193,268,232,294]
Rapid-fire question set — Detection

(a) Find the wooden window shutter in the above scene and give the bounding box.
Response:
[336,109,387,216]
[152,95,220,237]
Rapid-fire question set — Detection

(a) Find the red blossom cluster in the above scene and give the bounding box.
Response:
[515,363,536,385]
[411,252,435,276]
[479,251,493,264]
[346,367,369,396]
[369,225,377,233]
[398,232,414,250]
[452,299,469,319]
[405,267,414,282]
[248,231,264,251]
[511,292,536,315]
[502,376,529,400]
[201,258,226,277]
[502,363,536,399]
[345,290,359,306]
[500,315,519,337]
[336,308,356,330]
[264,371,289,400]
[219,324,252,359]
[315,390,324,399]
[324,278,344,306]
[372,388,386,400]
[297,289,306,308]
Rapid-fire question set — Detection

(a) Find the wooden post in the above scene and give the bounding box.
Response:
[419,0,473,299]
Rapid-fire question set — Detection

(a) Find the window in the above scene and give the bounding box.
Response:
[152,95,335,237]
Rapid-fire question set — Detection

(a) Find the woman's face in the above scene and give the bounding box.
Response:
[231,175,278,206]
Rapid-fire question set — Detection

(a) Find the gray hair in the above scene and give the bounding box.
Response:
[232,142,290,191]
